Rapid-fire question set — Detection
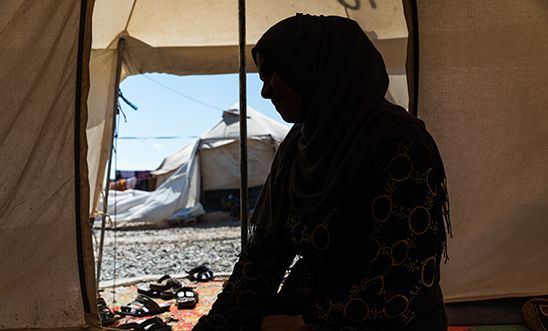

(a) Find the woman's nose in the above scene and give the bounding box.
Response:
[261,81,272,99]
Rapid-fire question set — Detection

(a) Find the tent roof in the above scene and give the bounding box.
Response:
[152,105,289,176]
[92,0,407,49]
[91,0,408,76]
[201,104,289,142]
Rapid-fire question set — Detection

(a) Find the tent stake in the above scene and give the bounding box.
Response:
[96,37,126,288]
[238,0,249,248]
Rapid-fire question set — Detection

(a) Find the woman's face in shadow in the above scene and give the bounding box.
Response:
[256,52,305,123]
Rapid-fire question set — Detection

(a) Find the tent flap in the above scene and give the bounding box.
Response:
[0,0,97,328]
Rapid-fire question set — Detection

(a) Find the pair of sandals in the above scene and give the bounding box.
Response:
[120,292,197,315]
[136,275,198,308]
[187,264,214,282]
[174,287,199,309]
[135,275,198,310]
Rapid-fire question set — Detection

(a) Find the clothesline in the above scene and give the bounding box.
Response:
[117,136,197,140]
[143,75,224,112]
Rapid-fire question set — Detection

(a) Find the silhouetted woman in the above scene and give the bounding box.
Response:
[192,14,451,331]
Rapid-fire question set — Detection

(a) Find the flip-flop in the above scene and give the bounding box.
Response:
[187,264,214,282]
[158,287,182,300]
[149,275,183,292]
[137,275,183,298]
[118,316,171,331]
[522,298,548,331]
[175,287,199,309]
[116,295,171,317]
[136,286,163,298]
[97,297,119,326]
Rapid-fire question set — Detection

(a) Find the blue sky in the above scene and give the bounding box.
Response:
[113,73,288,176]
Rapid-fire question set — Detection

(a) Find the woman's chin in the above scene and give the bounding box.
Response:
[279,111,295,123]
[275,103,304,123]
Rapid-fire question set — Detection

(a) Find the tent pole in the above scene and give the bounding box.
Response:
[238,0,249,248]
[96,37,126,288]
[403,0,420,117]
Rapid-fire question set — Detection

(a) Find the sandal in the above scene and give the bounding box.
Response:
[187,264,214,282]
[522,298,548,331]
[117,295,171,317]
[137,275,182,298]
[97,297,119,326]
[175,287,199,309]
[118,316,171,331]
[149,275,183,292]
[158,287,183,300]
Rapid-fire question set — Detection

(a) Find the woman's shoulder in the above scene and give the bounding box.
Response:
[375,108,437,155]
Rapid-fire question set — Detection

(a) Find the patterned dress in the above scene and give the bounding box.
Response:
[192,137,448,331]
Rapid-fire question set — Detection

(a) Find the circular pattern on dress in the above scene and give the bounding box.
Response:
[426,168,438,195]
[371,195,392,222]
[314,300,333,314]
[311,224,330,250]
[408,206,430,235]
[367,237,380,262]
[205,314,228,329]
[384,295,409,318]
[390,240,410,266]
[421,256,437,287]
[365,275,384,296]
[242,263,261,280]
[291,222,305,244]
[343,298,369,322]
[237,290,257,311]
[389,154,413,182]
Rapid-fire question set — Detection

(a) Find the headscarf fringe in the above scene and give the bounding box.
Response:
[441,175,452,263]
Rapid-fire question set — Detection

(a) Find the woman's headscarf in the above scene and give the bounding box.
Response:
[249,14,450,244]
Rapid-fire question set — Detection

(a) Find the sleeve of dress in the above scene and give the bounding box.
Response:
[302,138,447,330]
[192,180,297,331]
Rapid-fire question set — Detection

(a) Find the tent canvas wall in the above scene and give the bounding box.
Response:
[1,0,547,329]
[406,1,548,302]
[100,106,289,227]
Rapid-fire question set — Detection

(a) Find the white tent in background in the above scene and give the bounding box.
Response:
[101,105,289,227]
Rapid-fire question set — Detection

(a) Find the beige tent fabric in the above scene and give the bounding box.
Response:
[87,50,118,214]
[386,74,409,109]
[79,0,100,327]
[0,0,93,328]
[91,0,407,49]
[200,139,277,191]
[96,0,408,76]
[413,0,548,302]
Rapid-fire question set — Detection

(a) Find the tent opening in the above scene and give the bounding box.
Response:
[87,2,412,325]
[92,72,291,288]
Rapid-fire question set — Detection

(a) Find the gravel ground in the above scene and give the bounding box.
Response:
[93,220,242,282]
